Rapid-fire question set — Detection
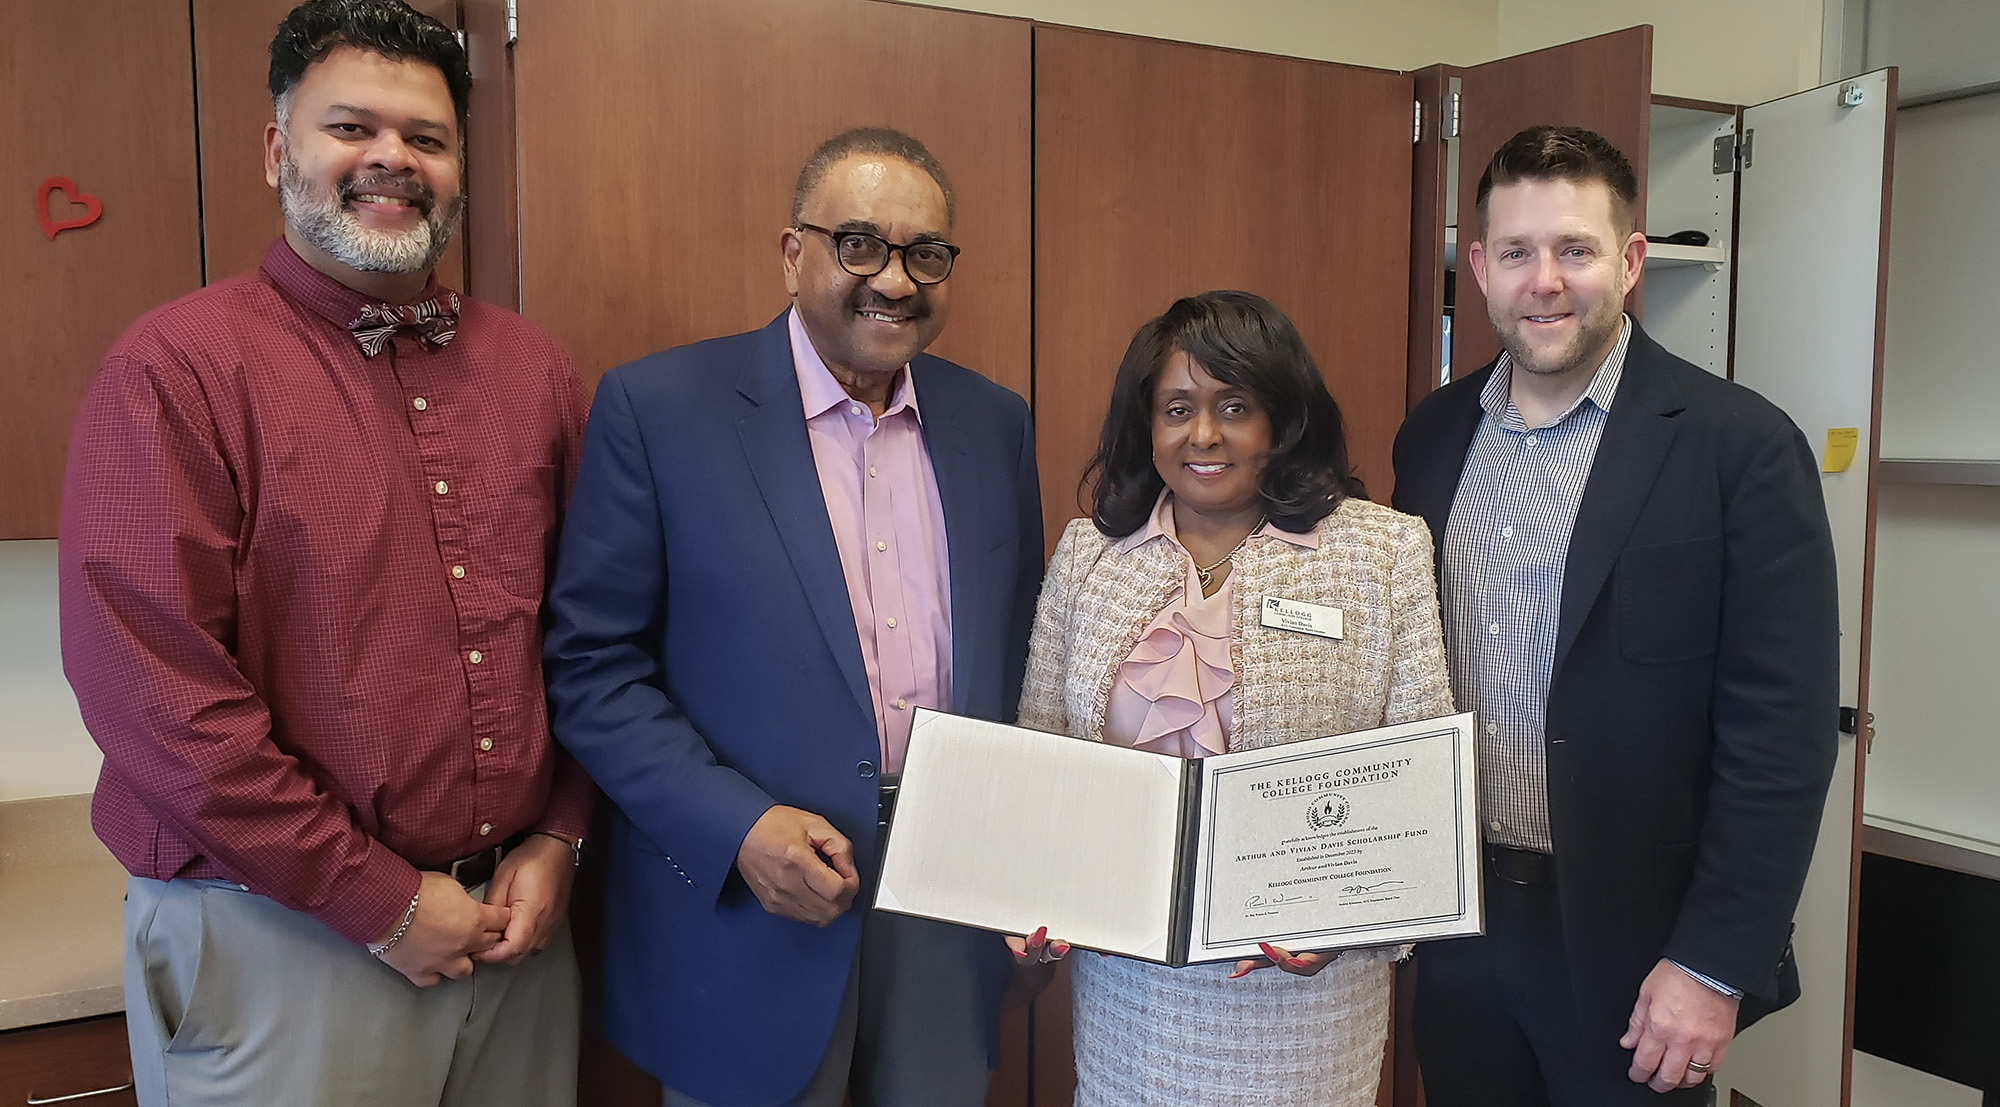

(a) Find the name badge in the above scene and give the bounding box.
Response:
[1260,596,1343,640]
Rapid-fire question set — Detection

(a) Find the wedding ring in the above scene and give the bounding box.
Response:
[1687,1061,1713,1074]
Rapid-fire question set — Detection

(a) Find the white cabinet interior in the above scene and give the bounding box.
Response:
[1864,87,2000,864]
[1640,104,1737,377]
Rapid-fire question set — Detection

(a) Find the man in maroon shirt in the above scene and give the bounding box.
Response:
[58,3,588,1104]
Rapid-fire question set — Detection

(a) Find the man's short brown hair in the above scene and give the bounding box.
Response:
[1474,125,1640,234]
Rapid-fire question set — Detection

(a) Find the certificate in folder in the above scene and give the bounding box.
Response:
[874,709,1484,966]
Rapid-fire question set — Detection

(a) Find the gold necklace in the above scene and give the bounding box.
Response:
[1192,521,1263,593]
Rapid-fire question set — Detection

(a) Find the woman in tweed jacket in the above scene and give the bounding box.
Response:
[1014,292,1455,1106]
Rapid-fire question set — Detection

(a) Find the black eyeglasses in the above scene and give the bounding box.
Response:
[794,223,960,285]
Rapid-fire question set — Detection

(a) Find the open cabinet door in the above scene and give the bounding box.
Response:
[1721,67,1896,1107]
[1450,26,1653,376]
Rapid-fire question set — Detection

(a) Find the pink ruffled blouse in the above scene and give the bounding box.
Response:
[1102,492,1317,757]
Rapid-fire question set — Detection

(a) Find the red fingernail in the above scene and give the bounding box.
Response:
[1013,947,1027,959]
[1032,926,1047,944]
[1258,942,1280,959]
[1052,942,1070,956]
[1287,957,1311,969]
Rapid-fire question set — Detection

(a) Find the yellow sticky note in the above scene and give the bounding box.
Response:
[1823,428,1859,473]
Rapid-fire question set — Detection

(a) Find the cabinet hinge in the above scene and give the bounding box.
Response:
[1413,100,1422,144]
[1445,91,1461,140]
[1711,129,1754,174]
[506,0,519,45]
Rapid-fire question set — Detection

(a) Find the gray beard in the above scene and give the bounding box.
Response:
[278,154,463,275]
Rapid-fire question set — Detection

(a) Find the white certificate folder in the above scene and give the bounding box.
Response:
[874,709,1484,966]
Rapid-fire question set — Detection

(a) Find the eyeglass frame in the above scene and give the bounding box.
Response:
[792,222,961,286]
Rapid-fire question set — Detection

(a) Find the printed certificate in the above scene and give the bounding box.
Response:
[874,710,1483,965]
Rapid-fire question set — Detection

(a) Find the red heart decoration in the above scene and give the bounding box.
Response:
[37,176,103,240]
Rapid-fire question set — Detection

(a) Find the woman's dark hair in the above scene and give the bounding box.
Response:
[1082,290,1365,539]
[269,0,471,132]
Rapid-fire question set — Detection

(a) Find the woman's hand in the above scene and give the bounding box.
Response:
[1229,941,1339,979]
[1006,925,1070,965]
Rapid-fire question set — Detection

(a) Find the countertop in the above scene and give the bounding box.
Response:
[0,793,127,1030]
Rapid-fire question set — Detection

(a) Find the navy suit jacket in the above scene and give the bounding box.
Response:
[544,313,1042,1106]
[1392,325,1839,1034]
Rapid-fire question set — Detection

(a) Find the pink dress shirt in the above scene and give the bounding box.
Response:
[788,308,952,774]
[1103,491,1317,757]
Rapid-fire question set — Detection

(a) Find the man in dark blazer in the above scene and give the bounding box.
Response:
[1393,126,1839,1104]
[543,128,1041,1107]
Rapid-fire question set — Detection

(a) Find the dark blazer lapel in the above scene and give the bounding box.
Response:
[1411,364,1494,546]
[733,314,873,724]
[910,360,983,715]
[1552,330,1688,677]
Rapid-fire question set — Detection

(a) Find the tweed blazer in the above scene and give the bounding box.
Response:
[1020,496,1455,749]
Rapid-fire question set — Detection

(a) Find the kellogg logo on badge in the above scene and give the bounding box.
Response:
[1307,791,1350,831]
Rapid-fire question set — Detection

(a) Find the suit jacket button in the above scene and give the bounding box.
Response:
[857,761,878,779]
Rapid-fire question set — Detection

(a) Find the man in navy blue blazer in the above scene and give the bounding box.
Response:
[544,128,1042,1107]
[1394,127,1838,1105]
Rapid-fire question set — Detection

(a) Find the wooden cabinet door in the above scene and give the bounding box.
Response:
[1715,68,1897,1107]
[1,0,203,538]
[511,0,1033,395]
[0,1015,136,1106]
[191,0,463,288]
[1034,25,1416,543]
[1449,27,1653,378]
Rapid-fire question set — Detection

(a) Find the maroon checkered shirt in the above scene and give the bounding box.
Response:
[60,239,594,943]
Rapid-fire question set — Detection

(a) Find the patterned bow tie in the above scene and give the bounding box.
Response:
[349,291,461,357]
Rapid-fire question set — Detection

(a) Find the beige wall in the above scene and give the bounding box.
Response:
[903,0,1500,70]
[915,0,1827,105]
[1498,0,1824,104]
[0,542,97,802]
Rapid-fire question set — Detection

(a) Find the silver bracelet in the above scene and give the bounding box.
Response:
[367,892,421,958]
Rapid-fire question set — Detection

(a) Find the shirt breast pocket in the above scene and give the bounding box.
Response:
[1616,535,1724,664]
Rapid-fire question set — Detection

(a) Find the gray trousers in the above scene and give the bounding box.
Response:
[662,909,994,1107]
[124,876,580,1107]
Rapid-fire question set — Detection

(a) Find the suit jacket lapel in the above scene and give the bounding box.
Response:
[1553,331,1687,677]
[733,315,874,725]
[1412,364,1494,558]
[911,362,983,715]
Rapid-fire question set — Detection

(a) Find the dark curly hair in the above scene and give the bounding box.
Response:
[269,0,471,132]
[1082,291,1365,539]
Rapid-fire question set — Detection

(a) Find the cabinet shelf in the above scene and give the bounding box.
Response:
[1644,241,1727,269]
[1878,458,2000,486]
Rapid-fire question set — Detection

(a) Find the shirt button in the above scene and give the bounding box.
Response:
[412,397,428,411]
[434,480,449,495]
[1486,722,1498,736]
[468,649,483,664]
[849,404,863,417]
[479,737,493,752]
[1488,819,1504,834]
[1488,623,1500,636]
[869,466,878,478]
[1501,526,1515,539]
[451,565,466,579]
[886,617,897,629]
[478,822,493,837]
[896,698,908,710]
[1524,434,1538,447]
[857,760,878,779]
[876,540,887,552]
